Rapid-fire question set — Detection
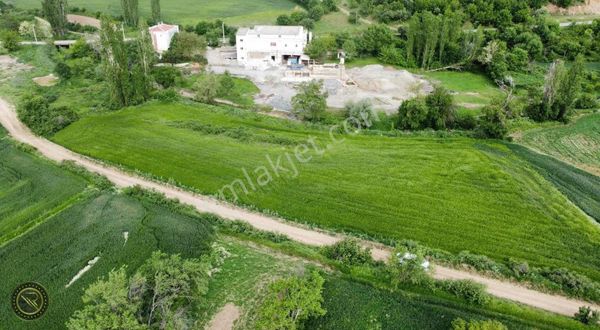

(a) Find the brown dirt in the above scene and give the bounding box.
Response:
[547,0,600,15]
[33,74,59,87]
[1,97,599,317]
[206,303,240,330]
[67,14,101,29]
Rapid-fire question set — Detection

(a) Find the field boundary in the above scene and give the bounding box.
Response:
[1,97,599,316]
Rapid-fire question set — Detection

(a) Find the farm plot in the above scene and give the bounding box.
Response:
[518,113,600,176]
[53,102,600,281]
[0,192,214,330]
[0,128,87,245]
[11,0,298,26]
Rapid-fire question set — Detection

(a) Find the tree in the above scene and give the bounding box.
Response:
[152,66,180,88]
[121,0,139,27]
[425,86,454,129]
[66,268,145,330]
[322,239,373,265]
[218,71,235,97]
[574,306,600,325]
[256,271,326,330]
[291,80,328,122]
[193,73,220,103]
[306,36,336,61]
[0,30,19,52]
[388,246,429,286]
[344,99,377,129]
[358,24,394,56]
[132,21,155,103]
[477,104,507,139]
[451,318,508,330]
[397,97,428,130]
[41,0,67,36]
[99,17,133,108]
[151,0,161,24]
[163,31,207,63]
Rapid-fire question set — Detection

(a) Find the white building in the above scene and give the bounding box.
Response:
[149,23,179,55]
[236,25,312,69]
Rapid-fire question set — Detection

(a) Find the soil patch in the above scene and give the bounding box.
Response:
[206,303,240,330]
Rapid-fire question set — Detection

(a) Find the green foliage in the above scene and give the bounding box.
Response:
[163,31,207,63]
[193,73,220,103]
[357,24,394,57]
[526,56,586,122]
[217,71,235,98]
[152,66,181,88]
[397,86,455,130]
[0,29,19,51]
[451,318,508,330]
[306,35,337,61]
[41,0,67,36]
[291,80,328,122]
[437,280,490,305]
[121,0,139,27]
[322,239,373,266]
[54,60,71,79]
[17,94,79,136]
[193,20,236,47]
[256,271,326,330]
[60,160,115,191]
[388,246,430,286]
[574,306,600,325]
[151,0,161,24]
[379,45,406,66]
[477,104,507,139]
[344,99,377,129]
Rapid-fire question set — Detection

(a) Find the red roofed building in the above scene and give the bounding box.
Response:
[149,23,179,55]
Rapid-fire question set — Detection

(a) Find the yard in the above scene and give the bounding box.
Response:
[52,102,600,281]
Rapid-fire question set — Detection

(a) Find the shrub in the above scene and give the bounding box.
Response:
[0,29,19,51]
[17,94,79,136]
[55,61,72,79]
[152,66,181,88]
[217,71,236,97]
[540,268,600,301]
[378,46,406,67]
[388,246,430,286]
[574,306,600,325]
[153,88,180,102]
[477,104,507,139]
[322,239,373,266]
[292,80,328,122]
[575,93,599,109]
[437,279,490,305]
[344,99,377,129]
[457,251,503,274]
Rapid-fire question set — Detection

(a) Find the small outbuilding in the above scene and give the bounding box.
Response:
[149,23,179,55]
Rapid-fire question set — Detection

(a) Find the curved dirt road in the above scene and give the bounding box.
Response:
[0,98,598,317]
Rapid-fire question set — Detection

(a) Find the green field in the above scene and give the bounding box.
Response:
[518,113,600,175]
[52,102,600,280]
[0,128,87,245]
[0,191,214,329]
[422,70,503,110]
[10,0,298,26]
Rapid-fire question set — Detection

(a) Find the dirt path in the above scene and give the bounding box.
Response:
[0,97,598,317]
[206,303,240,330]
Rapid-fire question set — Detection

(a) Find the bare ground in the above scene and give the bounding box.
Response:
[33,74,59,87]
[206,303,240,330]
[67,14,101,29]
[0,96,599,317]
[547,0,600,15]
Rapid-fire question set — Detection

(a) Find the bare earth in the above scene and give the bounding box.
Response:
[547,0,600,15]
[67,14,101,29]
[0,97,598,317]
[206,303,240,330]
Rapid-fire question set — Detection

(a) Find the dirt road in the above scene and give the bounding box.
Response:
[0,97,598,317]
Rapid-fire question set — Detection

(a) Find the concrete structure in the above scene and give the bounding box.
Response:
[149,23,179,55]
[236,25,311,69]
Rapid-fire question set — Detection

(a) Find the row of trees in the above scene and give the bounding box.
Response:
[121,0,162,26]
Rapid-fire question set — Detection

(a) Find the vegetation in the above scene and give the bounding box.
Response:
[17,94,79,136]
[41,0,67,36]
[150,0,161,24]
[518,113,600,174]
[121,0,139,27]
[256,271,326,330]
[52,102,600,281]
[574,306,600,326]
[451,318,507,330]
[322,239,373,266]
[397,86,456,130]
[162,31,207,63]
[291,80,328,122]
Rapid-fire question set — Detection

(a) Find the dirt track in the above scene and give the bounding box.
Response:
[0,97,598,317]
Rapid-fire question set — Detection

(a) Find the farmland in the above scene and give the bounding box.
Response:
[518,113,600,175]
[52,102,600,280]
[0,127,87,245]
[10,0,298,26]
[0,191,215,329]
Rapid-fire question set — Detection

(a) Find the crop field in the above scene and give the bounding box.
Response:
[53,102,600,280]
[509,144,600,223]
[0,130,87,245]
[422,70,503,110]
[518,113,600,175]
[0,192,214,329]
[11,0,298,26]
[306,278,585,330]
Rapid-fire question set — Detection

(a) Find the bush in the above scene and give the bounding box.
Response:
[344,99,377,129]
[152,66,181,88]
[17,94,79,136]
[0,29,19,52]
[55,61,72,79]
[152,88,180,102]
[477,104,507,139]
[575,93,599,109]
[292,80,328,122]
[322,239,373,266]
[540,268,600,301]
[574,306,600,325]
[378,46,406,66]
[437,280,490,305]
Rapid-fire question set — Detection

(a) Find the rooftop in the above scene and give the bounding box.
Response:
[237,25,304,37]
[149,23,178,33]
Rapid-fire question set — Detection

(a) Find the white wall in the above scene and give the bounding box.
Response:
[237,31,308,65]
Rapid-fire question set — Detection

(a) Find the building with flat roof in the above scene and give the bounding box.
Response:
[236,25,311,69]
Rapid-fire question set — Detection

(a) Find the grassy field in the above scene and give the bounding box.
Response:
[518,113,600,175]
[10,0,298,26]
[52,102,600,280]
[180,74,259,107]
[0,192,214,329]
[306,278,586,330]
[422,70,503,110]
[313,11,367,35]
[0,129,88,245]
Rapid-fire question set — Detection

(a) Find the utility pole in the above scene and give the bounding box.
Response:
[32,25,38,42]
[222,21,226,45]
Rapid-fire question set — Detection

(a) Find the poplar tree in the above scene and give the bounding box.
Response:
[41,0,68,36]
[121,0,139,27]
[151,0,161,23]
[99,17,131,108]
